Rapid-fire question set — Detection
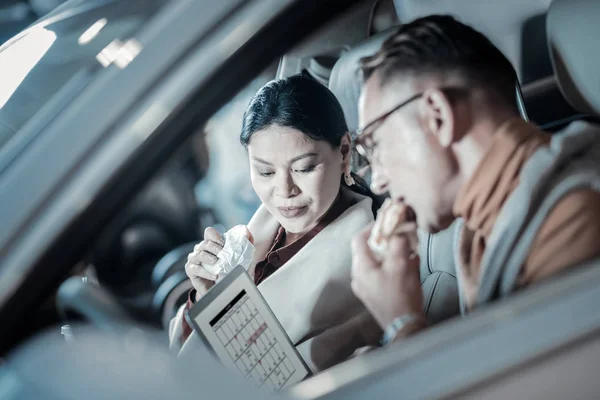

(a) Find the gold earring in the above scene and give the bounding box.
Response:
[344,165,355,186]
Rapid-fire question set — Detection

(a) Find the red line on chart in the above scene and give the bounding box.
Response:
[247,322,267,346]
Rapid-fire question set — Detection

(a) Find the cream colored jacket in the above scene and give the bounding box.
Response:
[169,190,374,372]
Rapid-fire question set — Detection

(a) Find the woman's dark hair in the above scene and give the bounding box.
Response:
[240,73,381,214]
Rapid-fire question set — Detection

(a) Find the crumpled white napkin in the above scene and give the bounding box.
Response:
[202,227,256,277]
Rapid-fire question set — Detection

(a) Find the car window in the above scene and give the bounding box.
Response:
[0,0,167,153]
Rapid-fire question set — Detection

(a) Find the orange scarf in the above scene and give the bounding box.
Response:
[452,118,550,307]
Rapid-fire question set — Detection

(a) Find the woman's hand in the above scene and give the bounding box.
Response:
[185,227,224,301]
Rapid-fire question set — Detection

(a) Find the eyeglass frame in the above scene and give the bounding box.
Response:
[351,93,423,161]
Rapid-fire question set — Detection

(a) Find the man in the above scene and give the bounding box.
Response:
[350,15,600,345]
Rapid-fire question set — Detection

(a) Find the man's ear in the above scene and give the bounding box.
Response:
[340,132,352,167]
[420,89,458,148]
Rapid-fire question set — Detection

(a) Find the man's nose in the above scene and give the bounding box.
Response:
[369,166,388,195]
[274,171,299,198]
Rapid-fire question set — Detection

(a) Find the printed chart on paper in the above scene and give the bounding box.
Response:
[209,290,297,390]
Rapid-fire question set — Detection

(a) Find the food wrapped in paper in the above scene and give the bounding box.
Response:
[368,199,418,259]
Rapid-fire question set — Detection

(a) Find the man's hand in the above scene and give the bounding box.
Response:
[351,224,425,331]
[306,310,382,371]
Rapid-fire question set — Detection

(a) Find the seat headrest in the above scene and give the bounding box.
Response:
[328,27,530,130]
[394,0,552,81]
[547,0,600,116]
[328,30,394,132]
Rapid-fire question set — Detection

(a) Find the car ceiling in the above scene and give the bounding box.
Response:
[282,0,553,86]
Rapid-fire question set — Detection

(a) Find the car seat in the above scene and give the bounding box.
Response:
[547,0,600,118]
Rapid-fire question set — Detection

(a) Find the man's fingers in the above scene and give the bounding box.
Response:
[384,234,420,274]
[391,222,418,235]
[351,222,384,300]
[359,222,375,238]
[204,227,224,246]
[386,234,411,257]
[351,223,378,264]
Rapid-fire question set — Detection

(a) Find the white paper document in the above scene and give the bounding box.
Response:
[186,266,310,390]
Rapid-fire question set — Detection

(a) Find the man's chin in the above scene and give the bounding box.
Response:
[418,215,455,234]
[420,222,441,234]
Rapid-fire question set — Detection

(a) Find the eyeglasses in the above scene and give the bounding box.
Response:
[352,93,423,161]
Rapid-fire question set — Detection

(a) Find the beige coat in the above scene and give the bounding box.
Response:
[169,190,374,372]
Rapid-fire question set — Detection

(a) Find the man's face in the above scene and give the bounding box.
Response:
[358,75,460,233]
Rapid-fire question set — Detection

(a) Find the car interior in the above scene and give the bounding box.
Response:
[2,0,600,398]
[111,0,600,336]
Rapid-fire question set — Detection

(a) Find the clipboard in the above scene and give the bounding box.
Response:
[186,265,311,390]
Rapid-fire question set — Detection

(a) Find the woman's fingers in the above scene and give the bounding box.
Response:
[189,249,218,265]
[204,227,224,246]
[191,277,215,300]
[186,232,224,296]
[185,261,218,281]
[193,240,223,260]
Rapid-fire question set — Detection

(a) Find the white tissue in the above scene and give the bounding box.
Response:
[202,228,256,277]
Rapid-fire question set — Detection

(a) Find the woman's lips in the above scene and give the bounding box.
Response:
[277,206,308,218]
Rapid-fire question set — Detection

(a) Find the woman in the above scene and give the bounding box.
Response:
[169,74,382,371]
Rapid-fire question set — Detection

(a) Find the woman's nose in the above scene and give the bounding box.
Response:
[274,172,299,198]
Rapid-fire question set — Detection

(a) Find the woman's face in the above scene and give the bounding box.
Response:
[248,125,347,234]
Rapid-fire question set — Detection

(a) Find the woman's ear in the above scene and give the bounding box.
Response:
[340,132,356,186]
[340,132,352,167]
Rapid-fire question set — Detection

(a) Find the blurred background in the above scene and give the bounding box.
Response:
[0,1,66,45]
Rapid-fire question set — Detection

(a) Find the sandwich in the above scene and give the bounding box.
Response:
[368,198,419,260]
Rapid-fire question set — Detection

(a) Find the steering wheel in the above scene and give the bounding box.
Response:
[56,277,139,336]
